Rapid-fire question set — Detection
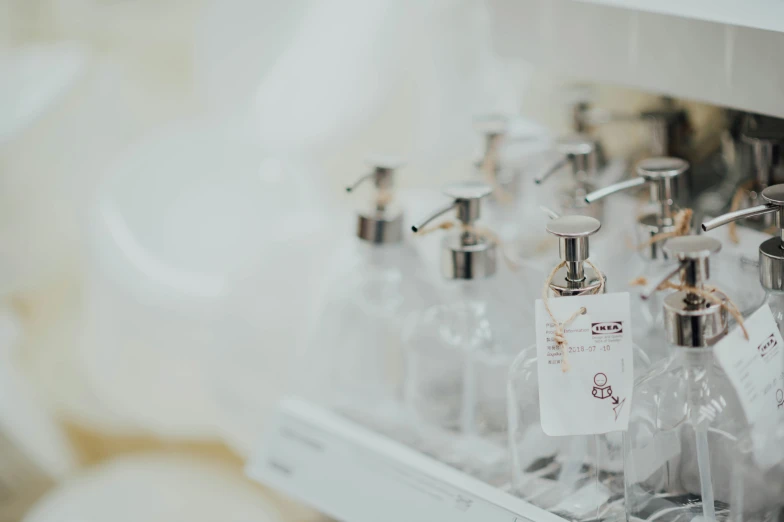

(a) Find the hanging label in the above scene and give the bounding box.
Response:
[536,292,634,436]
[714,305,784,426]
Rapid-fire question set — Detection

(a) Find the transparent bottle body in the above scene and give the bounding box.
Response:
[403,268,531,481]
[703,224,769,317]
[623,345,748,522]
[507,340,649,521]
[309,238,431,432]
[729,418,784,522]
[728,290,784,522]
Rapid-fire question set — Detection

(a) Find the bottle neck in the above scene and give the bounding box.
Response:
[355,237,409,267]
[670,345,716,364]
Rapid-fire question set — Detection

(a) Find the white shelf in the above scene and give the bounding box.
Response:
[488,0,784,118]
[574,0,784,33]
[247,398,567,522]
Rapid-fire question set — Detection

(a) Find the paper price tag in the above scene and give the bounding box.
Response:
[536,293,634,436]
[715,304,784,429]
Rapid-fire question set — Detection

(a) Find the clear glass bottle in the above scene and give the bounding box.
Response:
[403,181,532,483]
[703,185,784,522]
[306,159,431,434]
[624,236,747,522]
[584,156,690,364]
[508,214,650,521]
[729,417,784,522]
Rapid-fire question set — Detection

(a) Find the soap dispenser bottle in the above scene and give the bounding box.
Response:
[403,181,530,481]
[308,158,428,432]
[584,157,690,361]
[704,187,784,522]
[624,236,748,522]
[701,185,784,321]
[507,215,650,521]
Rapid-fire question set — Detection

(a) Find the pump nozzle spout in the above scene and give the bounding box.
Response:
[411,201,456,233]
[534,156,569,185]
[584,177,646,204]
[701,204,777,232]
[346,172,375,193]
[640,263,683,301]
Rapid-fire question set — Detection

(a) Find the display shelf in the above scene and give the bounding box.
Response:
[247,398,567,522]
[575,0,784,33]
[488,0,784,119]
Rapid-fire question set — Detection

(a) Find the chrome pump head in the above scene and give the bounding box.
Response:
[585,157,689,260]
[346,157,405,244]
[535,134,602,219]
[702,184,784,291]
[473,114,516,191]
[641,236,726,347]
[535,134,599,186]
[412,181,495,280]
[546,215,604,297]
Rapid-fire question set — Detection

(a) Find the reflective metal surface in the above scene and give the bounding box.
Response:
[347,159,406,243]
[701,184,784,291]
[546,215,602,294]
[413,181,496,280]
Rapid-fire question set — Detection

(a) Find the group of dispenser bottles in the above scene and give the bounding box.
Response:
[306,111,784,522]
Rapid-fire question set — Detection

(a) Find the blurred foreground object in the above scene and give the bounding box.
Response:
[22,453,284,522]
[82,116,337,444]
[0,302,76,521]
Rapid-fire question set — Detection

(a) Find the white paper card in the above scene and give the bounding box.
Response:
[536,292,634,436]
[714,304,784,428]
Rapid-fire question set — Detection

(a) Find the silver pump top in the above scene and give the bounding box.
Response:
[534,134,601,219]
[412,181,495,280]
[545,215,605,296]
[702,184,784,291]
[534,134,599,185]
[346,157,405,244]
[584,156,689,260]
[473,114,511,187]
[641,236,727,347]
